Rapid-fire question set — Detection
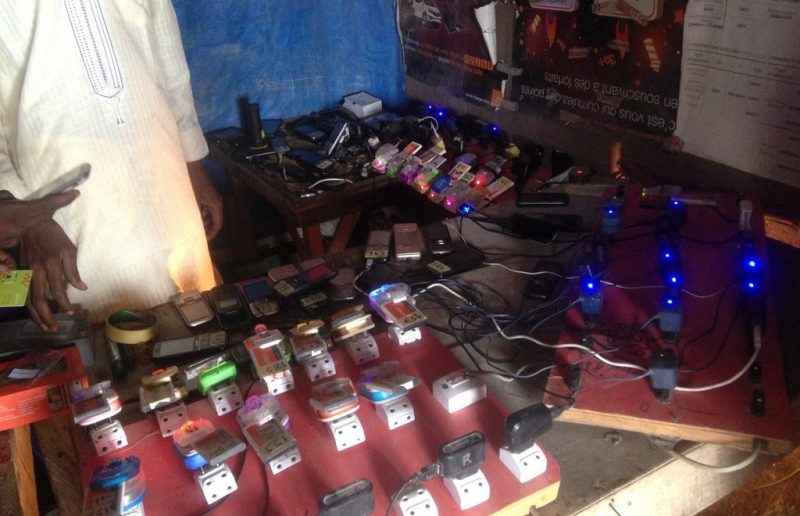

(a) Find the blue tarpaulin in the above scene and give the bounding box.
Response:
[173,0,406,132]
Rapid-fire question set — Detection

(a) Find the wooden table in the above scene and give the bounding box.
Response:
[208,138,405,260]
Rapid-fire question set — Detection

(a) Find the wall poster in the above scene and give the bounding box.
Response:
[399,0,504,107]
[675,0,800,188]
[510,0,687,135]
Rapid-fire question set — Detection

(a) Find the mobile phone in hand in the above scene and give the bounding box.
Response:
[24,163,91,200]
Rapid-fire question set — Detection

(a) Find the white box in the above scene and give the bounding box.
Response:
[343,91,382,119]
[433,370,487,413]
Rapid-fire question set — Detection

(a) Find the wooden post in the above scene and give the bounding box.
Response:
[0,426,38,516]
[32,415,83,516]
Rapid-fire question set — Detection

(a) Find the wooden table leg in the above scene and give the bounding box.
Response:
[229,176,259,263]
[0,426,38,516]
[327,212,361,256]
[32,415,83,516]
[303,224,325,258]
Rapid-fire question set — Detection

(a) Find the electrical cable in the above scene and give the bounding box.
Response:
[666,439,764,473]
[675,325,762,392]
[490,317,649,373]
[385,463,441,516]
[306,177,353,190]
[484,261,579,279]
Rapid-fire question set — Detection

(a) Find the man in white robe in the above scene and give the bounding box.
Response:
[0,0,222,329]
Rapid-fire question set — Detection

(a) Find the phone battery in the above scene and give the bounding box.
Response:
[193,428,246,464]
[243,419,297,463]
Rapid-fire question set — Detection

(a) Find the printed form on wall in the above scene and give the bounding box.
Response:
[675,0,800,188]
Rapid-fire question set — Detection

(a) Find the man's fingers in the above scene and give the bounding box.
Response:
[29,267,58,331]
[43,258,74,314]
[28,191,80,224]
[61,245,87,290]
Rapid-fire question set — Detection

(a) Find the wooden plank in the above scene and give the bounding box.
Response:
[764,214,800,249]
[544,192,794,453]
[32,415,83,516]
[0,426,38,516]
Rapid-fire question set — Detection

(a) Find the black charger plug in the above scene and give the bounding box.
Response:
[504,403,567,454]
[439,431,486,479]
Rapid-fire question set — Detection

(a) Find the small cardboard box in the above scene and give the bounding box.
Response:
[343,91,382,119]
[0,346,87,431]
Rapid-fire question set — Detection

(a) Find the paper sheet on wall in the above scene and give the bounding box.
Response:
[675,0,800,188]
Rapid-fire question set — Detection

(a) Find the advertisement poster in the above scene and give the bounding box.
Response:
[399,0,504,107]
[511,0,687,135]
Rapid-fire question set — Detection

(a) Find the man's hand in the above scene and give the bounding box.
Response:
[0,190,80,246]
[0,250,16,274]
[187,160,223,240]
[23,220,87,332]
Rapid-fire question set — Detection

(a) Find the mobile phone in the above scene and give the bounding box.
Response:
[25,163,91,200]
[289,149,335,174]
[393,223,422,261]
[171,290,215,327]
[516,192,570,207]
[207,284,249,329]
[237,278,280,318]
[426,222,454,255]
[425,246,485,278]
[524,260,565,301]
[152,331,228,361]
[322,120,349,156]
[365,230,392,260]
[293,123,326,143]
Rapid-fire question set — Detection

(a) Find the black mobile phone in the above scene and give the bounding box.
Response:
[425,246,485,278]
[207,284,250,329]
[524,260,565,301]
[288,149,334,174]
[426,222,454,255]
[293,123,326,143]
[152,331,228,362]
[516,192,570,207]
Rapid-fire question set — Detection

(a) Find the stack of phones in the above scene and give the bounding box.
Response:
[267,257,337,298]
[365,222,455,264]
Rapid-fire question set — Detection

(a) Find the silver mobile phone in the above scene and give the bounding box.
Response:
[170,290,214,327]
[25,163,91,200]
[393,223,422,261]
